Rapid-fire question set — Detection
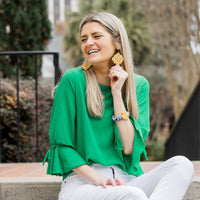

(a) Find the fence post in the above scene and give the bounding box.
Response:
[35,55,39,161]
[0,100,1,162]
[16,56,21,162]
[53,53,62,85]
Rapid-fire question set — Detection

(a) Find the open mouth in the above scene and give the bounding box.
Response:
[88,50,99,55]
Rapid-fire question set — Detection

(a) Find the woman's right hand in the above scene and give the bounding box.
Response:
[94,176,116,188]
[73,164,126,188]
[95,176,126,188]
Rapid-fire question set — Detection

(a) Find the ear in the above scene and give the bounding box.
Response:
[117,36,122,44]
[115,36,122,50]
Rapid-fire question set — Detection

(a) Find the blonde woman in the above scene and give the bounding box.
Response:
[43,12,194,200]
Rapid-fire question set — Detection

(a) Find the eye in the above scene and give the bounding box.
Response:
[94,35,101,39]
[81,38,87,43]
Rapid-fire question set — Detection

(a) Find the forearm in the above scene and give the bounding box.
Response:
[73,164,123,188]
[73,164,104,185]
[113,93,135,155]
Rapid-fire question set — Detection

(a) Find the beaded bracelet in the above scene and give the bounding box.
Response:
[112,111,130,121]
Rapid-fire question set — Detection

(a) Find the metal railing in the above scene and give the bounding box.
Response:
[0,51,62,162]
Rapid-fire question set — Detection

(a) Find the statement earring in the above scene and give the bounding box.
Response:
[112,52,124,65]
[82,61,92,70]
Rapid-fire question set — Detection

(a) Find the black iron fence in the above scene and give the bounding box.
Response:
[0,51,62,162]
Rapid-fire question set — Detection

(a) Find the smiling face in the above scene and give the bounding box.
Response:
[80,22,118,70]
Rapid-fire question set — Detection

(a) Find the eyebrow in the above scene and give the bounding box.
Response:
[80,32,103,38]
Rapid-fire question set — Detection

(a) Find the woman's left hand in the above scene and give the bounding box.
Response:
[109,65,128,96]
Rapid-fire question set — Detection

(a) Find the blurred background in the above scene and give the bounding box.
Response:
[0,0,199,163]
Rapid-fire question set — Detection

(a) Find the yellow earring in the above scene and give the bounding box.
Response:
[112,52,124,65]
[81,61,92,70]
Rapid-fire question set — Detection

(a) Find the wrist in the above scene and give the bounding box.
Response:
[93,174,106,186]
[112,111,130,121]
[112,90,122,98]
[73,165,104,186]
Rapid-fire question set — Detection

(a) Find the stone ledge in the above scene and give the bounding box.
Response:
[0,182,61,200]
[0,177,199,200]
[0,162,199,200]
[0,176,199,183]
[0,177,62,183]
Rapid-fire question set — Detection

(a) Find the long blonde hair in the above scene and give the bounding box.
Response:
[80,12,138,120]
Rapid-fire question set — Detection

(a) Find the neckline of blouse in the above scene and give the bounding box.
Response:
[98,83,111,92]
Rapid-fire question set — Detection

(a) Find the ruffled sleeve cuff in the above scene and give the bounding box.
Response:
[43,145,86,176]
[113,114,148,176]
[113,115,147,157]
[129,115,147,159]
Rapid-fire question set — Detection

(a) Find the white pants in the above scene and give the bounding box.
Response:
[59,156,194,200]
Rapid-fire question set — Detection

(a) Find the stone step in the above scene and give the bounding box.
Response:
[0,162,199,200]
[0,177,61,200]
[0,177,199,200]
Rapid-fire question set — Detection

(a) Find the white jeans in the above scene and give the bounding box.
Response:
[59,156,194,200]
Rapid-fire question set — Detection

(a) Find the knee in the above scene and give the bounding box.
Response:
[172,156,194,181]
[119,186,148,200]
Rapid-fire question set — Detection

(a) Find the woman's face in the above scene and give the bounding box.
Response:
[80,22,117,69]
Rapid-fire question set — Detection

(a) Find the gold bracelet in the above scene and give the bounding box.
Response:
[121,111,130,120]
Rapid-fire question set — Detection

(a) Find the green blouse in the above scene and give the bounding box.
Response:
[43,67,150,180]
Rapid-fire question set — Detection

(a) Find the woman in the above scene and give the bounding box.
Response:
[43,12,194,200]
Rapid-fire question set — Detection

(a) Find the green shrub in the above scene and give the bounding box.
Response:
[0,78,52,162]
[0,0,51,78]
[145,141,165,161]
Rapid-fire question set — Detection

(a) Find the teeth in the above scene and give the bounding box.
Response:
[88,50,99,55]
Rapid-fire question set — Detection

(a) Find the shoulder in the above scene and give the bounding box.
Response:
[56,67,86,94]
[134,74,150,101]
[59,67,85,86]
[62,67,85,81]
[134,74,150,91]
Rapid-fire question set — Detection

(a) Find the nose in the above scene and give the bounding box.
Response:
[86,37,94,45]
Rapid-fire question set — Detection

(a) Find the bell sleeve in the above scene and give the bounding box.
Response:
[43,72,86,176]
[114,76,150,175]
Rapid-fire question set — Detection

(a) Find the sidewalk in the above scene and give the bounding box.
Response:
[0,161,199,178]
[0,161,199,200]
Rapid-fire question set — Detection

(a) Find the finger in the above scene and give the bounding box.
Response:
[109,69,123,75]
[102,181,107,189]
[115,178,127,186]
[109,69,124,77]
[109,68,128,77]
[106,178,116,186]
[110,66,124,74]
[109,71,127,82]
[110,65,123,71]
[109,73,120,82]
[110,178,116,186]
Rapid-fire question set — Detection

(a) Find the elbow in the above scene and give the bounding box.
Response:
[123,141,134,155]
[123,148,133,155]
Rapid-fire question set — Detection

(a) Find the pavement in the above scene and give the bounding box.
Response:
[0,161,199,200]
[0,161,199,179]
